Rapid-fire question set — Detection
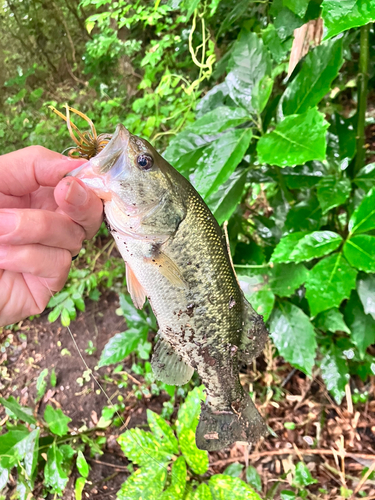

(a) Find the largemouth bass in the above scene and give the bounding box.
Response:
[69,124,268,451]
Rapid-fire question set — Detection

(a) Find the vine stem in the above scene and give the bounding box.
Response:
[354,23,370,177]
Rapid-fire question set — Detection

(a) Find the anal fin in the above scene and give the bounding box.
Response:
[239,297,268,363]
[151,337,194,386]
[126,263,146,309]
[146,251,185,289]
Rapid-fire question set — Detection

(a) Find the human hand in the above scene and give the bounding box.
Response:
[0,146,103,326]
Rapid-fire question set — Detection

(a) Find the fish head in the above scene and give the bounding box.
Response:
[69,124,186,238]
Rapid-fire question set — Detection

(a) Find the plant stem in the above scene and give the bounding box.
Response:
[354,23,370,177]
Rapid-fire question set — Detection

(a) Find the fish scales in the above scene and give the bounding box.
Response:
[69,123,269,451]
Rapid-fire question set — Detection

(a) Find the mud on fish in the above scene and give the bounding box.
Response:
[53,106,269,452]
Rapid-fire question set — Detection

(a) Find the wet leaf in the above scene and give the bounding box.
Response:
[98,327,148,367]
[159,456,187,499]
[320,345,349,404]
[348,187,375,235]
[269,302,317,376]
[257,108,329,167]
[316,176,351,214]
[322,0,375,40]
[223,462,244,477]
[353,163,375,192]
[283,0,309,17]
[146,410,179,454]
[271,231,342,264]
[252,75,274,114]
[344,235,375,272]
[117,464,167,500]
[246,466,262,491]
[206,169,247,225]
[76,451,89,478]
[44,443,69,494]
[282,38,343,115]
[118,293,148,327]
[239,274,275,321]
[209,474,262,500]
[0,396,36,424]
[292,461,318,487]
[268,263,308,297]
[284,195,322,233]
[315,308,351,333]
[357,275,375,320]
[344,292,375,358]
[190,106,250,135]
[44,405,72,437]
[118,428,173,467]
[305,253,357,316]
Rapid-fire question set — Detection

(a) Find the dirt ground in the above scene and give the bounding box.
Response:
[1,291,375,499]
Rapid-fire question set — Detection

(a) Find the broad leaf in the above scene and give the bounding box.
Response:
[316,176,351,214]
[194,128,252,199]
[315,308,351,333]
[76,451,89,478]
[292,462,318,487]
[189,106,250,135]
[348,188,375,235]
[98,327,148,367]
[118,293,149,327]
[357,275,375,320]
[118,428,173,467]
[36,368,49,401]
[246,466,262,492]
[320,345,349,404]
[239,275,275,321]
[75,477,86,500]
[322,0,375,40]
[146,410,179,454]
[268,263,308,297]
[251,75,274,114]
[282,38,343,115]
[159,456,187,499]
[284,196,322,233]
[193,483,213,500]
[344,235,375,273]
[283,0,309,17]
[44,443,69,494]
[225,31,272,114]
[44,405,72,437]
[0,428,39,481]
[353,163,375,192]
[271,231,342,263]
[179,429,208,476]
[176,386,205,436]
[344,292,375,358]
[117,464,167,500]
[0,397,36,424]
[269,302,317,376]
[305,253,357,316]
[257,108,329,167]
[209,474,262,500]
[206,169,247,225]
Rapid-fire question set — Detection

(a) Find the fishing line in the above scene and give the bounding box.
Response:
[43,279,177,479]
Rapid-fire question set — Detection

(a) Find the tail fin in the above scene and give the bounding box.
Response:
[195,393,267,452]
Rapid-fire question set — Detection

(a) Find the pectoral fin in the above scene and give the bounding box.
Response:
[146,251,185,289]
[151,337,194,385]
[126,263,146,309]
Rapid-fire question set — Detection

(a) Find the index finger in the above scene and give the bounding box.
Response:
[0,146,86,197]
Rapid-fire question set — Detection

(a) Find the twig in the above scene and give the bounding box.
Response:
[209,449,375,467]
[350,460,375,499]
[87,458,129,471]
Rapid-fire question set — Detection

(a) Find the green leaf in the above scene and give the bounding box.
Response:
[178,428,208,475]
[117,464,167,500]
[50,368,57,387]
[239,275,275,321]
[315,308,351,333]
[191,107,250,135]
[98,327,148,367]
[159,456,187,499]
[344,235,375,273]
[75,477,86,500]
[268,263,308,297]
[271,231,342,264]
[257,108,329,167]
[0,429,29,469]
[282,38,343,115]
[316,176,352,214]
[206,169,247,225]
[305,253,357,316]
[209,474,262,500]
[44,443,69,494]
[349,187,375,235]
[344,291,375,358]
[292,462,318,487]
[194,128,252,199]
[118,428,173,467]
[284,195,322,232]
[185,0,200,19]
[146,410,179,455]
[357,275,375,320]
[252,75,274,114]
[36,368,49,401]
[280,491,296,500]
[44,405,72,437]
[193,483,213,500]
[225,31,272,114]
[320,345,349,404]
[119,293,148,327]
[76,451,89,479]
[262,24,291,64]
[223,462,244,477]
[353,163,375,192]
[283,0,309,17]
[269,302,317,376]
[0,396,36,424]
[246,466,262,491]
[322,0,375,40]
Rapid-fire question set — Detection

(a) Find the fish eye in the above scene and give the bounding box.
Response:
[137,154,154,171]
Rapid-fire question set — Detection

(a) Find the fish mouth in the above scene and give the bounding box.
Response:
[67,124,130,200]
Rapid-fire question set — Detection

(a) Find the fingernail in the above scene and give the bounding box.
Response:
[65,180,88,206]
[0,213,17,236]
